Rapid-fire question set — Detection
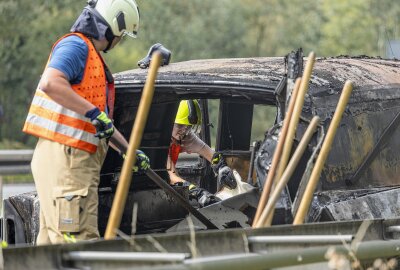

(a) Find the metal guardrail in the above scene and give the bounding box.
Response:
[0,150,33,175]
[0,149,198,176]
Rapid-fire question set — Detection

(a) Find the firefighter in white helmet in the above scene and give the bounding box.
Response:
[167,100,237,207]
[23,0,149,245]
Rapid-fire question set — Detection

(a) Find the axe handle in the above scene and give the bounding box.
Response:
[104,53,160,239]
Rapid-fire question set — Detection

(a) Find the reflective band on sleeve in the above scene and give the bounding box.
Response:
[26,113,99,145]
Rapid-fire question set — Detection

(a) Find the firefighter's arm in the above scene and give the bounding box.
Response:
[41,68,115,139]
[166,155,186,184]
[197,144,214,163]
[182,131,213,161]
[39,67,95,115]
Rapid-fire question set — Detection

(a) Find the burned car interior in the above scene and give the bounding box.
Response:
[97,83,279,235]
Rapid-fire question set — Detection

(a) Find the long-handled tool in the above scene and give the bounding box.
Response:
[253,53,314,227]
[276,52,315,181]
[254,116,320,228]
[293,80,353,225]
[253,78,301,226]
[104,52,161,239]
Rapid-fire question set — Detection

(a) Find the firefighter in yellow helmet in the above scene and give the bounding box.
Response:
[167,100,237,207]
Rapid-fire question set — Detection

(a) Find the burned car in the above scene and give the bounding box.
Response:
[3,51,400,245]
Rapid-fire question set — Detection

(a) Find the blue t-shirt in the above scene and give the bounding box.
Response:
[48,35,88,85]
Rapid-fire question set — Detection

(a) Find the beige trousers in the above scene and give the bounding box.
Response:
[31,138,108,245]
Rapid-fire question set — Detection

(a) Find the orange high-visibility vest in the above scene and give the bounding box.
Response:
[23,33,115,153]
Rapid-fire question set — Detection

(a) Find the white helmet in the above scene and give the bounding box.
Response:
[87,0,140,38]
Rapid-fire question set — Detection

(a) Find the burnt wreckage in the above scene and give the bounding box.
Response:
[3,51,400,245]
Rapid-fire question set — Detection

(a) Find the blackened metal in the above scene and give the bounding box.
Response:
[247,141,261,184]
[198,99,217,193]
[274,76,287,123]
[3,192,39,245]
[345,110,400,186]
[167,189,260,231]
[97,187,188,235]
[274,75,287,97]
[286,48,303,81]
[308,187,400,222]
[216,101,254,151]
[255,122,280,189]
[145,169,218,229]
[276,48,302,122]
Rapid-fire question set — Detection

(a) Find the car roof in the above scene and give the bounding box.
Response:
[115,57,284,87]
[114,56,400,104]
[114,57,285,104]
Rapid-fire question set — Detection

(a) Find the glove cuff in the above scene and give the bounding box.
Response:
[211,152,226,173]
[85,107,101,121]
[181,181,197,191]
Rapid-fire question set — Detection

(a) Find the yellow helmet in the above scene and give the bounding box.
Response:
[175,100,202,126]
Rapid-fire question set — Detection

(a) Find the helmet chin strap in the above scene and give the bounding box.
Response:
[103,27,115,53]
[103,41,112,53]
[103,38,113,53]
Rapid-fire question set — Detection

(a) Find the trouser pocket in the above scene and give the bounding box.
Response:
[56,195,81,233]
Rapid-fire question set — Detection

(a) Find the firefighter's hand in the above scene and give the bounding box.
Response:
[86,107,114,139]
[123,150,150,173]
[217,166,237,190]
[211,152,237,190]
[188,184,221,207]
[134,150,150,173]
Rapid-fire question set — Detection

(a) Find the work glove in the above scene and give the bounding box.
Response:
[187,184,221,208]
[122,150,150,173]
[211,152,237,190]
[85,107,114,139]
[138,43,172,69]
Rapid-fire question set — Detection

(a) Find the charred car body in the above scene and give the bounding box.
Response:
[3,51,400,245]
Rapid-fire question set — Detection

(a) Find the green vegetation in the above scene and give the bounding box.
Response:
[2,174,33,184]
[1,0,399,149]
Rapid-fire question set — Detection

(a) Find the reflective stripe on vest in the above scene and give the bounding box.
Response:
[23,33,111,153]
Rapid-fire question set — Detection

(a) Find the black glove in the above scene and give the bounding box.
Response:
[138,43,172,69]
[85,107,114,139]
[187,184,221,208]
[211,152,237,190]
[122,150,150,173]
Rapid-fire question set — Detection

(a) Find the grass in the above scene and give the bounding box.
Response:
[2,174,34,184]
[0,139,35,184]
[0,139,30,150]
